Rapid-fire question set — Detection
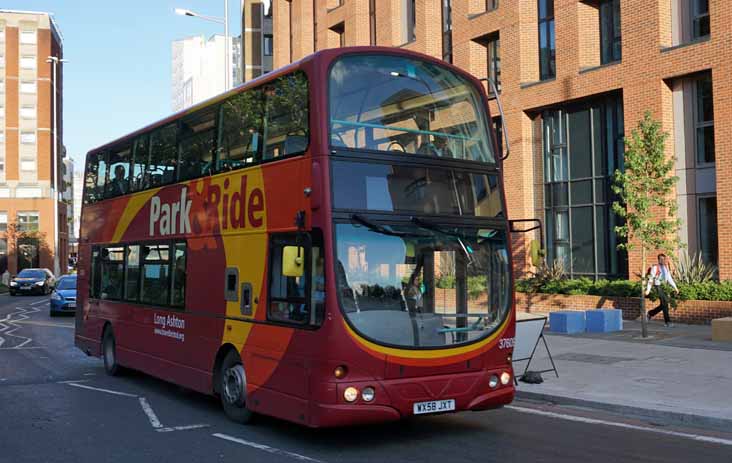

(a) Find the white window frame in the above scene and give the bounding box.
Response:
[17,211,40,232]
[21,131,37,144]
[20,81,36,94]
[20,56,37,70]
[20,29,37,45]
[20,105,36,119]
[20,160,37,172]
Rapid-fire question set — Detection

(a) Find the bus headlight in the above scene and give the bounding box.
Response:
[361,387,375,402]
[344,387,359,402]
[489,375,499,389]
[500,372,511,385]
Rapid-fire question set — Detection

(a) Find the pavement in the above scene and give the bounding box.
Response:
[515,317,732,431]
[2,293,732,462]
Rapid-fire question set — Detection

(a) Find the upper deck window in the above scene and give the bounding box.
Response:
[329,54,495,164]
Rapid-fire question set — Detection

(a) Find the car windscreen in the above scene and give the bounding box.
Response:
[17,270,45,279]
[56,278,77,290]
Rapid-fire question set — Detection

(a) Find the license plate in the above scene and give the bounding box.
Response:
[413,399,456,415]
[67,303,76,309]
[20,286,31,290]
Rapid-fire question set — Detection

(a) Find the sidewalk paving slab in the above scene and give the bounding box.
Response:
[514,319,732,431]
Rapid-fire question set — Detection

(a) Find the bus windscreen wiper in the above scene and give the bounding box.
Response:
[410,217,474,265]
[351,214,423,238]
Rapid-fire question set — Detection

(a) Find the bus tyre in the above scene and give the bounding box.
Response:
[219,351,253,424]
[102,329,122,376]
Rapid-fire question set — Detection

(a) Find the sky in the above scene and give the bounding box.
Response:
[5,0,244,167]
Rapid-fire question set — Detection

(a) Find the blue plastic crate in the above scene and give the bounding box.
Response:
[549,311,586,334]
[585,309,623,333]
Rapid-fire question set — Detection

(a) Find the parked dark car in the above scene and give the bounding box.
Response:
[50,275,77,316]
[9,268,56,296]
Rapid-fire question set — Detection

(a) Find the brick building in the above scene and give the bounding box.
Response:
[273,0,729,280]
[0,10,67,276]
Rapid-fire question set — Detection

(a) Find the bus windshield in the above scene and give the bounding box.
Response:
[329,54,495,163]
[334,221,510,348]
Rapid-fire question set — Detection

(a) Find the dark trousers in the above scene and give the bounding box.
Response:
[648,285,671,324]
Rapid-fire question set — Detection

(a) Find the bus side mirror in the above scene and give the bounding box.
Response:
[282,246,304,277]
[530,239,545,267]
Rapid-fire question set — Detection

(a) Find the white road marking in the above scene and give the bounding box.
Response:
[157,424,210,433]
[64,381,138,397]
[30,299,51,306]
[60,381,210,434]
[16,320,74,329]
[507,405,732,447]
[213,433,325,463]
[0,306,39,348]
[139,397,163,429]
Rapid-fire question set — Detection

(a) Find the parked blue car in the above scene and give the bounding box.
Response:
[50,275,77,316]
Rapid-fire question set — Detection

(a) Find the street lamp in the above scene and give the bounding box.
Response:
[46,55,69,277]
[175,2,230,91]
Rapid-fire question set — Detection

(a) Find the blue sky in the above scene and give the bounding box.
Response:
[6,0,242,166]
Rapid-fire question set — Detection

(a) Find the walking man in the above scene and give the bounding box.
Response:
[645,253,679,327]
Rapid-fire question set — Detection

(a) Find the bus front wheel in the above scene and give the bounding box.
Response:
[102,328,122,376]
[219,350,253,424]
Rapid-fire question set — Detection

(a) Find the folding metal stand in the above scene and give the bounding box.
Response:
[513,317,559,385]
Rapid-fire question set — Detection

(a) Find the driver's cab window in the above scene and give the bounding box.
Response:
[268,233,323,326]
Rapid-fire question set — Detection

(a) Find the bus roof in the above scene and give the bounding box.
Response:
[86,46,486,156]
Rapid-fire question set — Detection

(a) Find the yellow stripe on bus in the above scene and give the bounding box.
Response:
[112,188,162,243]
[342,315,511,360]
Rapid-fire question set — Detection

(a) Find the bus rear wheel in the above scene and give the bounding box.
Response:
[219,350,253,424]
[102,328,122,376]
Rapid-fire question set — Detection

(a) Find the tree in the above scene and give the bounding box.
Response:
[612,112,681,338]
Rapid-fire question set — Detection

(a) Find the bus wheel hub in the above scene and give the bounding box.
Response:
[223,365,246,406]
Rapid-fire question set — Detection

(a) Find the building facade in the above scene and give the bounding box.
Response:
[241,0,274,82]
[273,0,729,280]
[171,34,240,112]
[0,10,66,276]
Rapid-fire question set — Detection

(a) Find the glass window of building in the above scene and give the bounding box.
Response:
[487,34,501,92]
[691,0,710,39]
[20,160,36,172]
[599,0,622,64]
[264,34,273,56]
[694,73,714,165]
[17,212,40,232]
[20,29,36,45]
[538,0,555,80]
[0,212,7,232]
[698,196,718,267]
[20,56,36,70]
[543,95,625,278]
[21,131,36,144]
[442,0,453,63]
[20,105,36,119]
[369,0,377,45]
[402,0,416,43]
[20,81,36,94]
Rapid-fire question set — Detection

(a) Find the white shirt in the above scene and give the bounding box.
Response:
[645,264,678,295]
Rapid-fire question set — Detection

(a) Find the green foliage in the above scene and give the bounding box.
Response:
[434,275,488,299]
[612,112,681,255]
[673,251,718,284]
[515,277,732,302]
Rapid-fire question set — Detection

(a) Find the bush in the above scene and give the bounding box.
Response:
[516,277,732,302]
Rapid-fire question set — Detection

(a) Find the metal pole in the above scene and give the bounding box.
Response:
[224,0,229,90]
[50,57,60,276]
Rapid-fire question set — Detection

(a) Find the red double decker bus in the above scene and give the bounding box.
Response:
[76,47,516,427]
